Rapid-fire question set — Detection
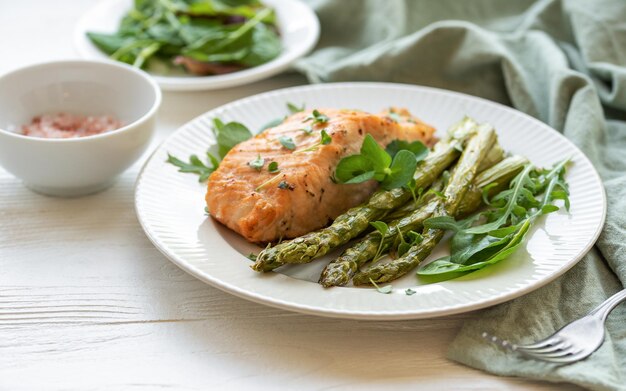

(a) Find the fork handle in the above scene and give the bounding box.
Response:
[589,288,626,321]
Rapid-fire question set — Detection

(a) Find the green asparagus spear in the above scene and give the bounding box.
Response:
[251,118,481,273]
[458,154,529,217]
[478,142,504,172]
[319,199,438,287]
[384,144,504,222]
[352,125,498,285]
[319,155,527,287]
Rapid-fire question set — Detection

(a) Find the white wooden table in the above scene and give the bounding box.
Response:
[0,2,580,390]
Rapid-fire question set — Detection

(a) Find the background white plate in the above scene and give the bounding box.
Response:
[74,0,319,91]
[135,83,606,320]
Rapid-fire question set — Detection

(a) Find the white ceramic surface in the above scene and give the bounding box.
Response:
[0,60,161,197]
[74,0,320,91]
[135,83,606,320]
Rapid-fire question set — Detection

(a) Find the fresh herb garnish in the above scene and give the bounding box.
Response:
[387,109,403,123]
[335,134,428,190]
[213,118,253,159]
[248,154,265,171]
[278,180,294,190]
[417,160,570,278]
[369,278,393,294]
[294,129,333,153]
[386,140,428,160]
[300,125,313,135]
[287,102,305,114]
[268,161,279,173]
[370,221,389,261]
[279,136,296,150]
[167,117,254,182]
[255,173,282,191]
[303,109,329,125]
[260,102,308,131]
[396,230,423,257]
[321,129,332,145]
[260,117,284,132]
[166,151,220,182]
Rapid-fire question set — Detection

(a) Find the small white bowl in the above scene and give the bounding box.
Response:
[0,60,161,196]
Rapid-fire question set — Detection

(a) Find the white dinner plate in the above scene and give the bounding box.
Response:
[135,83,606,320]
[74,0,319,91]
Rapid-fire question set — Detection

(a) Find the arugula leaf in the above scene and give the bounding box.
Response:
[417,159,571,279]
[167,116,253,182]
[424,215,469,232]
[463,164,535,234]
[541,204,560,214]
[166,151,219,182]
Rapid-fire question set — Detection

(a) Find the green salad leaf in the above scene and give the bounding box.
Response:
[86,0,281,75]
[417,160,570,279]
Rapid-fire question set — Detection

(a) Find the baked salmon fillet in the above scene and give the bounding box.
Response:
[206,108,435,243]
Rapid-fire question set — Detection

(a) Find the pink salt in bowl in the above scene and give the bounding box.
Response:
[0,60,161,196]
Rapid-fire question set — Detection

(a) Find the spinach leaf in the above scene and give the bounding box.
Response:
[417,160,570,279]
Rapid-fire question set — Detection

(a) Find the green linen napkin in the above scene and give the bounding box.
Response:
[295,1,626,389]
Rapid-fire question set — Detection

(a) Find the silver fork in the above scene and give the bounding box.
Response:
[484,288,626,364]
